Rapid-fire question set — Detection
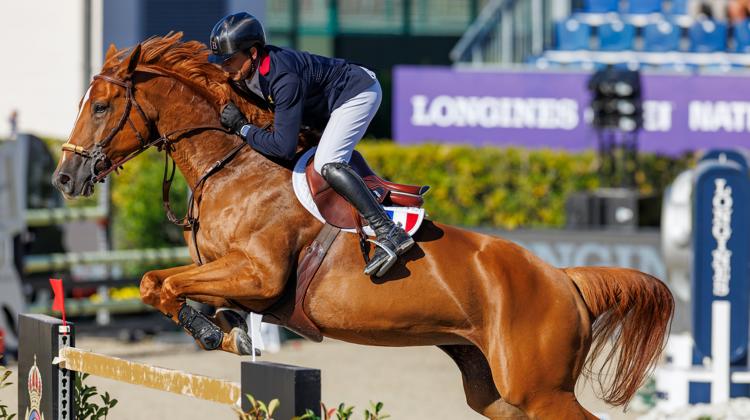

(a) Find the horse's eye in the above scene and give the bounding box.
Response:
[93,103,108,114]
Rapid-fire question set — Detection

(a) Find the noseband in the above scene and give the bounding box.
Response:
[61,68,258,265]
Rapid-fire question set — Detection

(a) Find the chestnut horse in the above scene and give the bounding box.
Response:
[52,34,673,419]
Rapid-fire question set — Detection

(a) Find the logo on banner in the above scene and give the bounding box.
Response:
[410,95,579,130]
[712,178,732,297]
[25,356,44,420]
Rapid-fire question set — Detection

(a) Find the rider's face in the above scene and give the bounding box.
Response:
[221,52,250,75]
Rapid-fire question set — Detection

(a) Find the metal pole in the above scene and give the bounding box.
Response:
[531,0,543,55]
[328,0,339,36]
[82,0,92,94]
[403,0,412,35]
[501,2,512,63]
[290,0,299,49]
[470,0,480,21]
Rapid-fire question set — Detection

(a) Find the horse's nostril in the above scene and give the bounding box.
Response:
[58,173,71,185]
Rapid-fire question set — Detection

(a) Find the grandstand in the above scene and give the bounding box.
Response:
[452,0,750,73]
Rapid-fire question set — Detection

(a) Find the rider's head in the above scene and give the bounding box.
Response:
[208,12,266,81]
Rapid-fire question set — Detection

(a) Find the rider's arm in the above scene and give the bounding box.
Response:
[241,72,303,161]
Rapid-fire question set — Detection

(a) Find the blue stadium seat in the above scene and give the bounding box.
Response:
[703,62,735,72]
[555,19,592,50]
[628,0,662,14]
[598,21,636,50]
[643,20,681,51]
[669,0,689,15]
[584,0,619,13]
[689,19,727,52]
[658,62,696,72]
[733,19,750,52]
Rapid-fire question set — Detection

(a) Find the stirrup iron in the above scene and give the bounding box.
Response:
[365,238,398,277]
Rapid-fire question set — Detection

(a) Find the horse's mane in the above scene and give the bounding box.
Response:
[102,32,276,133]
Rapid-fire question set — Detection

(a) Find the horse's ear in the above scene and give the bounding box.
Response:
[104,43,118,61]
[124,44,142,77]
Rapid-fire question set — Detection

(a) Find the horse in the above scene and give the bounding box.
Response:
[52,33,673,419]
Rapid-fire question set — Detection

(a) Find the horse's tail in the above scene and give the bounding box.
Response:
[563,266,674,406]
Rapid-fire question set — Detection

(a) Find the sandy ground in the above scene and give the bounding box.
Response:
[1,333,641,420]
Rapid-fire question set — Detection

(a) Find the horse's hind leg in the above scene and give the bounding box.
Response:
[485,343,597,420]
[482,300,597,420]
[439,345,527,419]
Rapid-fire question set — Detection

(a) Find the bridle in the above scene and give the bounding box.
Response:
[61,73,155,182]
[61,68,263,264]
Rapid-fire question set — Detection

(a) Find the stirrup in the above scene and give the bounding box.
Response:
[365,239,398,277]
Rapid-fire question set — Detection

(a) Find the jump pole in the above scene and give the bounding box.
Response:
[18,314,321,419]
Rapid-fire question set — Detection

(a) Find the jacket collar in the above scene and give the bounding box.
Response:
[244,54,271,101]
[245,70,263,99]
[258,54,271,76]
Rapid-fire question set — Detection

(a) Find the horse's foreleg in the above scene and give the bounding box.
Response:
[140,264,197,308]
[141,265,245,334]
[158,251,287,355]
[439,345,527,419]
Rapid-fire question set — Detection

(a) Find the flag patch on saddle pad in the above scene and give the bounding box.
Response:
[363,207,425,237]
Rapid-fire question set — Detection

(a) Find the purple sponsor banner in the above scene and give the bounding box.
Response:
[393,66,750,154]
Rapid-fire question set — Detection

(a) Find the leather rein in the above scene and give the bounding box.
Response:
[61,68,258,265]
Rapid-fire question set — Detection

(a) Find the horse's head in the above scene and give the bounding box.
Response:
[53,44,154,198]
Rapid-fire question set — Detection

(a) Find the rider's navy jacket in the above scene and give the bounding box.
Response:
[240,45,376,160]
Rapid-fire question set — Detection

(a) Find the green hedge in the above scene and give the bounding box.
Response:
[111,149,188,249]
[109,143,692,249]
[357,143,692,228]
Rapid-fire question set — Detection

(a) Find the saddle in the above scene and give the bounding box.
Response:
[305,150,430,229]
[260,150,429,342]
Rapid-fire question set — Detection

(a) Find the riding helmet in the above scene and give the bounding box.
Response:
[208,12,266,64]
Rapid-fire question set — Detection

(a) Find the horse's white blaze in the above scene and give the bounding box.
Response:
[65,84,93,148]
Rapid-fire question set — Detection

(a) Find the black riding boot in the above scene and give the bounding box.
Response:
[321,162,415,277]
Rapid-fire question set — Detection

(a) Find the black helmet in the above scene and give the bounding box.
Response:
[208,12,266,64]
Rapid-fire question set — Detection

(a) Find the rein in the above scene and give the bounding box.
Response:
[61,68,266,265]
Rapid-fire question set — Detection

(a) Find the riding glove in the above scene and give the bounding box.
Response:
[220,101,249,135]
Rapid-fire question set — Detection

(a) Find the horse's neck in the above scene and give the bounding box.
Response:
[147,77,259,187]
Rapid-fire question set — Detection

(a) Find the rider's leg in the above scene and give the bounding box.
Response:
[314,77,414,277]
[322,162,415,276]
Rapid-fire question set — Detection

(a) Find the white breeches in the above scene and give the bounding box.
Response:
[313,76,382,174]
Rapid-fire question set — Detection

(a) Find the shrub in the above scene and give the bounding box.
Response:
[109,143,693,249]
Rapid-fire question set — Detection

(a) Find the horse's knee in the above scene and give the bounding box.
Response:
[256,280,284,300]
[140,271,162,306]
[518,392,592,420]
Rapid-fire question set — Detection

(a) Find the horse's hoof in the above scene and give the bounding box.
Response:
[213,308,248,334]
[223,327,260,356]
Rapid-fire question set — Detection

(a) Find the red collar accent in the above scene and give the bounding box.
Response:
[259,55,271,76]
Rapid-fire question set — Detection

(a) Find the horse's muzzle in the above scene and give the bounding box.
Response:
[52,159,97,198]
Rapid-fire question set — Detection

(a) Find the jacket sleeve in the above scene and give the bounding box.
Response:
[242,72,303,161]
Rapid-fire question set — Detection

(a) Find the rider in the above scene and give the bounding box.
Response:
[208,12,414,277]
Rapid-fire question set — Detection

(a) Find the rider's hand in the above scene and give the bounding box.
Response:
[220,101,249,135]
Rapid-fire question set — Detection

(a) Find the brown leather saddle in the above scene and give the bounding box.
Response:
[305,150,430,229]
[260,150,429,342]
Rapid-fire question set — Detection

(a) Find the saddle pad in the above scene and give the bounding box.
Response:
[292,147,425,236]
